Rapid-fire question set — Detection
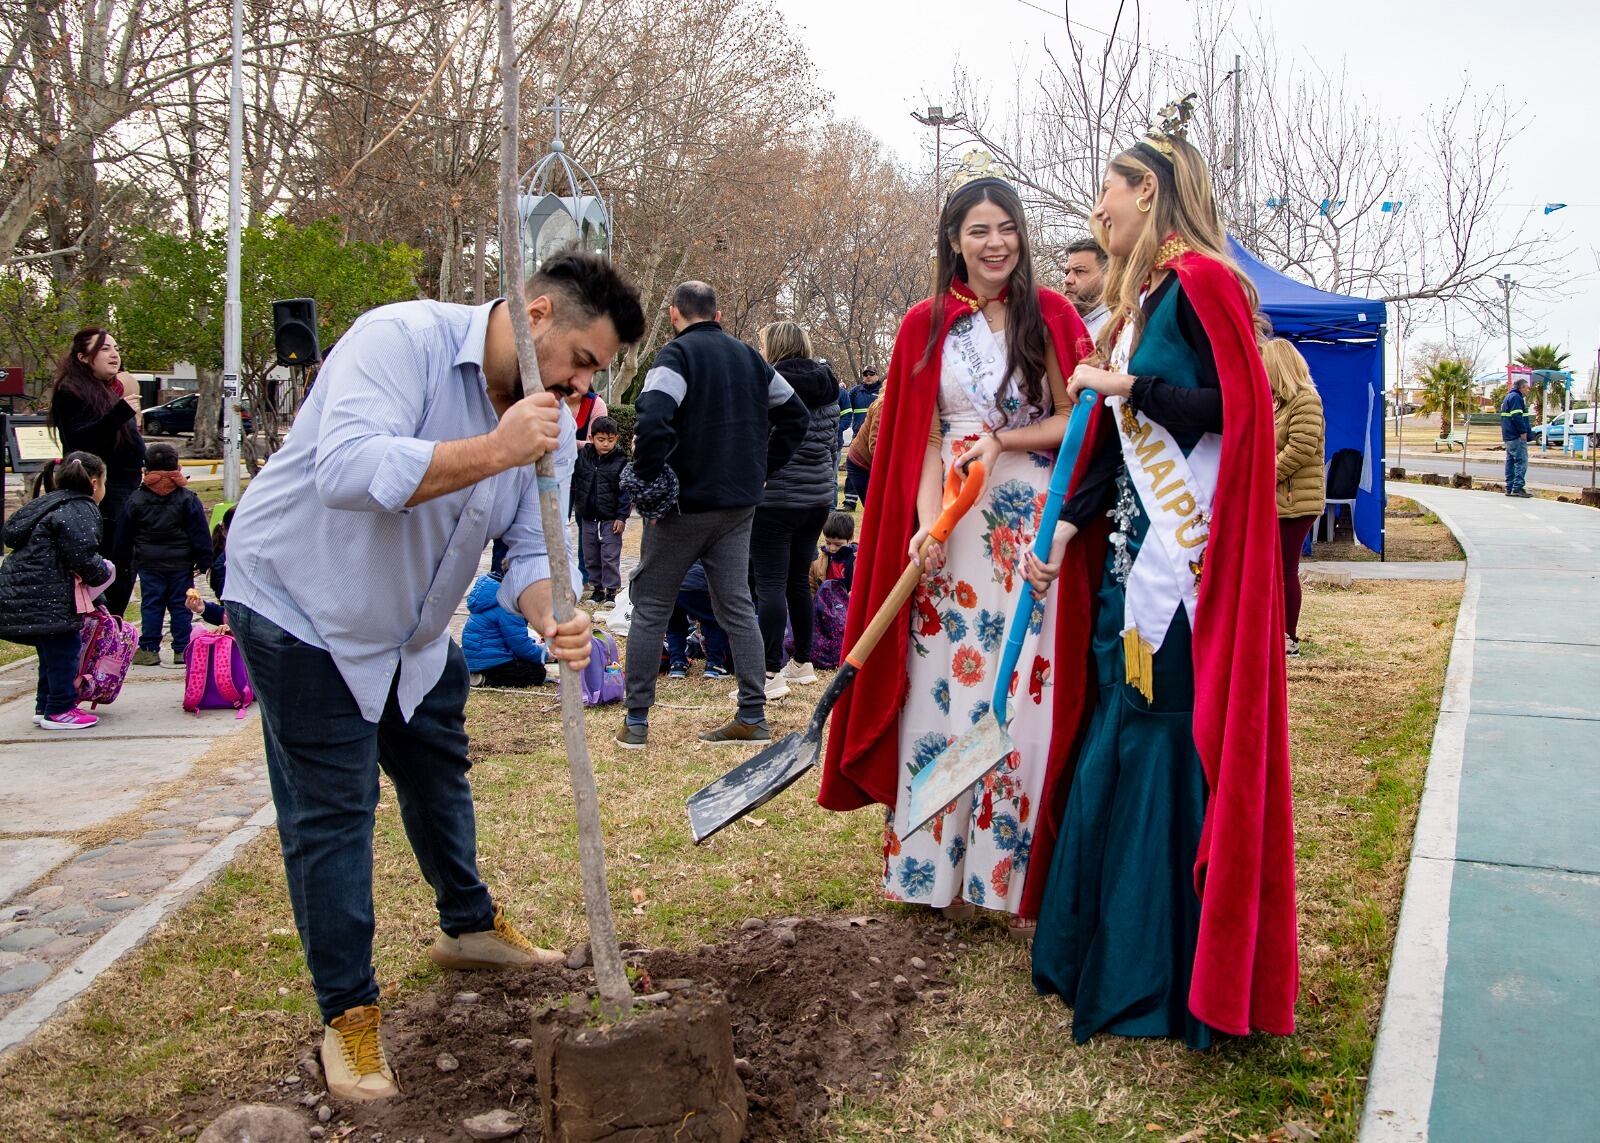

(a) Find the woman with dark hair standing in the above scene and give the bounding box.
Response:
[48,328,145,615]
[1023,106,1299,1047]
[819,155,1096,931]
[747,321,839,698]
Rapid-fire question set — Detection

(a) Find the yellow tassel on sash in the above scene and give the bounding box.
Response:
[1123,627,1156,702]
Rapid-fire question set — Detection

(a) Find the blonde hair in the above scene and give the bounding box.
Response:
[1261,337,1312,405]
[760,321,812,364]
[1093,136,1259,355]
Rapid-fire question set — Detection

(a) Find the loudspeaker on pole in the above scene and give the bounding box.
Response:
[271,298,321,367]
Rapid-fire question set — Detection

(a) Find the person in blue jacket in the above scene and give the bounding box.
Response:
[462,572,548,687]
[1500,375,1535,498]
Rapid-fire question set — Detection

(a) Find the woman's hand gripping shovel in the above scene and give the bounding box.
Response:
[685,462,988,844]
[903,391,1098,837]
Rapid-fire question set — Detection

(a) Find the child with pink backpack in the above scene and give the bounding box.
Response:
[0,453,118,730]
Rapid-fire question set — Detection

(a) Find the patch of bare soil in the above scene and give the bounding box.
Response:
[158,913,961,1141]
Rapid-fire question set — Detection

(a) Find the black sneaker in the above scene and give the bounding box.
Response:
[698,718,772,745]
[615,722,648,750]
[667,664,687,679]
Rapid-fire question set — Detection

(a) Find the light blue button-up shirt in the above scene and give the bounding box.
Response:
[224,299,576,722]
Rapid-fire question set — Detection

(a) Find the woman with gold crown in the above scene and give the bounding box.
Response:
[1024,104,1300,1047]
[817,154,1099,931]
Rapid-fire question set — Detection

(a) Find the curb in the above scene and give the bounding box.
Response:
[0,802,277,1061]
[1358,487,1479,1141]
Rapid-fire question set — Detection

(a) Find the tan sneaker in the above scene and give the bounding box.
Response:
[428,905,564,970]
[698,718,773,745]
[321,1005,398,1102]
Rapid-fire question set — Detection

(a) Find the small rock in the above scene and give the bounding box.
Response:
[773,927,796,947]
[195,816,243,833]
[0,928,56,953]
[299,1093,320,1108]
[196,1104,308,1143]
[892,974,910,986]
[636,991,671,1004]
[564,942,590,970]
[867,955,882,967]
[309,1130,326,1140]
[95,895,146,913]
[277,987,291,996]
[37,904,90,926]
[734,1057,754,1077]
[658,978,696,992]
[0,961,51,994]
[436,1052,459,1072]
[0,906,33,923]
[297,1052,323,1088]
[849,990,863,1002]
[316,1105,333,1123]
[462,1109,524,1140]
[282,1075,302,1086]
[507,1038,534,1052]
[25,885,65,903]
[453,991,481,1005]
[739,917,766,931]
[909,956,928,971]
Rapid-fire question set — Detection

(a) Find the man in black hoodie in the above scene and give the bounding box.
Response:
[618,281,808,748]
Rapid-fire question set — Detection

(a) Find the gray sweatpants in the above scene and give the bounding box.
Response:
[623,508,765,723]
[577,517,624,591]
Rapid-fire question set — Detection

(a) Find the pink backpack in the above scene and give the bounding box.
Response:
[183,628,254,718]
[76,606,137,708]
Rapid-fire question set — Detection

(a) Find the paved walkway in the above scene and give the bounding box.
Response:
[1361,486,1600,1142]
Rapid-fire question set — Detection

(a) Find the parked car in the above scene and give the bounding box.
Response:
[1535,408,1595,447]
[142,394,254,436]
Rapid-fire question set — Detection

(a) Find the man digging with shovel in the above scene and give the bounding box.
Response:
[224,249,646,1102]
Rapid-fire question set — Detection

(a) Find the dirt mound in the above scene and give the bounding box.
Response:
[160,913,961,1141]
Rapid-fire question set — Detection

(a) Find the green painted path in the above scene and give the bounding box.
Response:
[1361,486,1600,1142]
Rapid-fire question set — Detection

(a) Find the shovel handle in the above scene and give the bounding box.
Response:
[844,461,986,670]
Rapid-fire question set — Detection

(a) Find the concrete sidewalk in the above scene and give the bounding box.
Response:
[0,647,272,1058]
[1361,486,1600,1142]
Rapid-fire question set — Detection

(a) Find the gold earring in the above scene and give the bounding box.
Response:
[1136,198,1152,214]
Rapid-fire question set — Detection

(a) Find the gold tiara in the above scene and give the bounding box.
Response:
[1141,93,1198,155]
[945,148,1008,195]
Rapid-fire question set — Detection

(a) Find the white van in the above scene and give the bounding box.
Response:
[1535,408,1596,448]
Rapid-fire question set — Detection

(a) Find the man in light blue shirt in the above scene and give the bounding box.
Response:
[223,250,645,1102]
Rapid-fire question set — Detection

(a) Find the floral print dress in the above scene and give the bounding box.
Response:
[882,331,1062,915]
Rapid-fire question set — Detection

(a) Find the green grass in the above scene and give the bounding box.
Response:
[0,581,1461,1141]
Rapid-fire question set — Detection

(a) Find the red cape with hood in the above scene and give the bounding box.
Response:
[818,284,1102,919]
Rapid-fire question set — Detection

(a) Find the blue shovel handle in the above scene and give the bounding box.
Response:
[992,390,1098,725]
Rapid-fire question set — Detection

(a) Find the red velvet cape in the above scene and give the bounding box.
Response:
[1166,250,1299,1037]
[817,285,1099,920]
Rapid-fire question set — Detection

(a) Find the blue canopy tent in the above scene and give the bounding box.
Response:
[1228,237,1388,554]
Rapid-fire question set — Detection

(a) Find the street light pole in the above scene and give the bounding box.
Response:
[221,0,243,503]
[911,105,964,222]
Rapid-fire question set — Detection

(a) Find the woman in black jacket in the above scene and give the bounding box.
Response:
[750,322,840,696]
[0,453,113,729]
[48,328,144,616]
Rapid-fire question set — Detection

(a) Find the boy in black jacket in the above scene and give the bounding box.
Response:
[115,442,212,666]
[572,415,629,604]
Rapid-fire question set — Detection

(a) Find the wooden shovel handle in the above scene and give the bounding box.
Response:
[844,461,986,670]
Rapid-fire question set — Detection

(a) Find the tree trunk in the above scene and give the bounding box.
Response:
[192,367,223,458]
[472,214,488,303]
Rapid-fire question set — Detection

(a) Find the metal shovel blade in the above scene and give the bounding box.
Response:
[903,714,1015,838]
[686,665,854,844]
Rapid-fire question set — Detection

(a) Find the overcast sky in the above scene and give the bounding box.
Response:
[777,0,1598,380]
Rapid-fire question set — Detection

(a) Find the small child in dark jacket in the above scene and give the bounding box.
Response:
[114,443,211,666]
[462,572,548,687]
[184,506,234,628]
[0,452,114,730]
[809,512,857,592]
[572,416,630,604]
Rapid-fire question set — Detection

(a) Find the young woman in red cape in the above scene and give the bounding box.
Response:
[1022,126,1299,1047]
[818,163,1099,933]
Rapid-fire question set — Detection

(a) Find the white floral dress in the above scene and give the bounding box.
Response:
[882,327,1062,914]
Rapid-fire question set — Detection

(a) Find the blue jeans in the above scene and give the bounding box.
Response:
[137,568,193,655]
[1504,438,1529,493]
[27,630,82,716]
[227,602,495,1023]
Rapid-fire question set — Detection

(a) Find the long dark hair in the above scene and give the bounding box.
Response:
[922,180,1048,418]
[48,328,133,445]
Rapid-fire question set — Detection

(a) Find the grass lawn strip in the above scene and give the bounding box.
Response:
[0,579,1459,1142]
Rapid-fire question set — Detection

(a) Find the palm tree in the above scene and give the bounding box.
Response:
[1416,357,1477,438]
[1515,343,1571,424]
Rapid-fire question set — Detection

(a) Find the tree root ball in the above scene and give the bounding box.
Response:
[1450,472,1474,489]
[533,990,746,1142]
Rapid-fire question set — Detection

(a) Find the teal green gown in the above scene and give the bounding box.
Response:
[1031,278,1219,1050]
